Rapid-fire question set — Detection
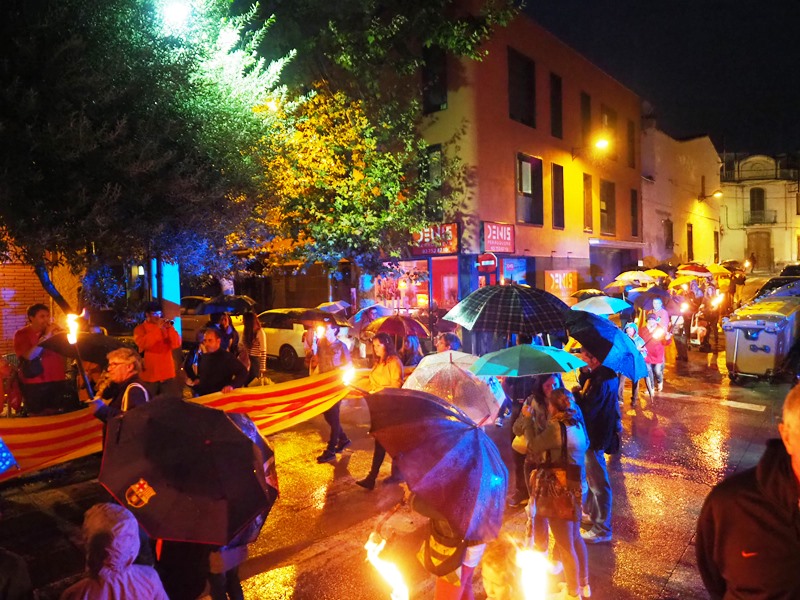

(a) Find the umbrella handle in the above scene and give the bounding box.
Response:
[375,501,404,538]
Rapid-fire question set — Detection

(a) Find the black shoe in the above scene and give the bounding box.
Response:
[316,450,336,464]
[335,438,351,453]
[356,476,376,490]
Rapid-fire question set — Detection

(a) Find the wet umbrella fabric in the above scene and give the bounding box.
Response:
[564,310,648,381]
[298,309,350,328]
[364,315,430,338]
[677,264,712,278]
[402,362,501,425]
[615,271,655,284]
[317,300,350,314]
[571,296,631,316]
[570,289,606,301]
[366,389,507,542]
[442,284,567,336]
[99,397,273,545]
[197,295,257,315]
[469,344,587,378]
[629,287,685,314]
[39,332,124,365]
[347,305,395,332]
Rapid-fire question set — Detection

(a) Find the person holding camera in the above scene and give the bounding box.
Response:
[134,301,181,397]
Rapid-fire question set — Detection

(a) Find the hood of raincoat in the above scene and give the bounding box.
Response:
[623,322,638,333]
[83,503,140,576]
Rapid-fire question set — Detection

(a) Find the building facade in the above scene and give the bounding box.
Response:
[640,124,721,266]
[718,153,800,272]
[386,13,642,324]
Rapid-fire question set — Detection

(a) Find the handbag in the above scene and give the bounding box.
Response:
[533,422,582,521]
[20,356,43,379]
[512,434,528,454]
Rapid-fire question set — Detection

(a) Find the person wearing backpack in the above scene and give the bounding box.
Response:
[88,348,149,424]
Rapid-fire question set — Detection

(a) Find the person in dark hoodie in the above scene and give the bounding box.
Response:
[186,327,248,396]
[696,386,800,599]
[572,350,620,545]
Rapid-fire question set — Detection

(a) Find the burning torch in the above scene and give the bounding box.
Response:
[67,312,95,398]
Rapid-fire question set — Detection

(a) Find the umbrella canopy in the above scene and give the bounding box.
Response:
[411,350,479,372]
[39,332,124,365]
[298,309,350,328]
[366,389,507,542]
[99,398,274,545]
[571,296,631,316]
[564,310,648,381]
[668,275,698,289]
[197,294,256,315]
[628,288,685,314]
[347,305,395,332]
[317,300,350,314]
[677,264,712,278]
[442,284,567,336]
[403,362,501,425]
[707,264,731,275]
[570,288,606,301]
[615,270,655,284]
[644,269,668,278]
[364,315,430,338]
[603,280,630,293]
[469,344,587,378]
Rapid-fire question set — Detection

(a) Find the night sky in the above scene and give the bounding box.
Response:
[525,0,800,155]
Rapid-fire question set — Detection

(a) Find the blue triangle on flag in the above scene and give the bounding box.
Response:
[0,437,18,475]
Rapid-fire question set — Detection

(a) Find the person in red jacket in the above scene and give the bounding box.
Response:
[696,386,800,599]
[133,302,181,397]
[639,313,670,394]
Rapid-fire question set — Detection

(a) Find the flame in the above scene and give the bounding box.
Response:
[652,327,665,340]
[516,548,550,600]
[364,532,408,600]
[66,313,80,345]
[680,302,689,313]
[342,366,356,386]
[316,325,326,338]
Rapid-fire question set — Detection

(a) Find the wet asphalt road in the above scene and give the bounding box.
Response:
[0,276,786,599]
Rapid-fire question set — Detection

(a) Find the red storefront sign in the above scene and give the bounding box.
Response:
[544,270,578,302]
[411,223,458,256]
[482,222,515,253]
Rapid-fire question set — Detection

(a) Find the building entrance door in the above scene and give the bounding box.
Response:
[747,231,772,272]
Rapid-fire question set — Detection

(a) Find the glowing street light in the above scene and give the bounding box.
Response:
[572,135,612,160]
[159,0,192,35]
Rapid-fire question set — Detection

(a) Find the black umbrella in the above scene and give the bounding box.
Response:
[366,389,507,542]
[442,284,567,337]
[628,287,685,315]
[570,288,606,301]
[197,294,256,315]
[99,397,275,545]
[297,309,350,328]
[564,310,648,381]
[39,332,124,365]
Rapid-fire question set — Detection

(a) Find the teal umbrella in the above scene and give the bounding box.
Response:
[469,345,587,378]
[571,296,631,316]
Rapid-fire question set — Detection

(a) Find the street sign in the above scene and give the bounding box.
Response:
[477,252,498,273]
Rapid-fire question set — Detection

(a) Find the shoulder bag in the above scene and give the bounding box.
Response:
[19,356,43,379]
[121,383,150,412]
[533,421,582,521]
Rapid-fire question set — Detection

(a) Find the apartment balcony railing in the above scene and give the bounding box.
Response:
[744,210,778,225]
[722,168,799,182]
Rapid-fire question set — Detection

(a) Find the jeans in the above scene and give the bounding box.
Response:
[617,375,639,403]
[550,518,589,596]
[209,567,244,600]
[322,402,348,451]
[509,402,527,497]
[647,362,664,388]
[583,449,612,536]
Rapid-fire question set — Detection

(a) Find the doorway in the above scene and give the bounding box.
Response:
[747,231,772,271]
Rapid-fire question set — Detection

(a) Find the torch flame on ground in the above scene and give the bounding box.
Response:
[66,313,80,345]
[516,547,550,600]
[364,532,408,600]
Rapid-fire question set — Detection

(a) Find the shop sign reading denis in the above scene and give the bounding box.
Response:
[411,223,458,256]
[482,222,515,254]
[544,270,578,301]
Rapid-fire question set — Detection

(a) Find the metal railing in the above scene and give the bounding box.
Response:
[744,210,778,225]
[722,168,799,182]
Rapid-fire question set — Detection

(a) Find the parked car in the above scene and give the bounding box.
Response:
[258,308,351,371]
[779,263,800,276]
[179,296,210,345]
[753,276,800,301]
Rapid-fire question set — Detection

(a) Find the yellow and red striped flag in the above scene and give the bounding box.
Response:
[0,369,360,483]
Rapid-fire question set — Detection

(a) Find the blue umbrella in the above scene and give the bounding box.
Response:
[0,437,18,475]
[564,310,648,381]
[366,389,507,542]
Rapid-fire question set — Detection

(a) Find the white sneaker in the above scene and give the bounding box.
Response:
[581,584,592,598]
[657,382,664,392]
[580,529,612,544]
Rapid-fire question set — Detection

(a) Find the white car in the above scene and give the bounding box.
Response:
[258,308,351,371]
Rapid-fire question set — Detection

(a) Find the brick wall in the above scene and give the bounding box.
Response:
[0,263,79,355]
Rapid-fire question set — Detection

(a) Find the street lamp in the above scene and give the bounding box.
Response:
[572,135,611,161]
[698,189,723,202]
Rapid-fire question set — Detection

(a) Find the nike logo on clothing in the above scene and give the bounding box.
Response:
[741,551,758,558]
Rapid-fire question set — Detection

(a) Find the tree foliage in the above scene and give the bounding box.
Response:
[0,0,286,307]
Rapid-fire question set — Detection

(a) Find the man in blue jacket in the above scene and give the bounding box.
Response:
[696,387,800,599]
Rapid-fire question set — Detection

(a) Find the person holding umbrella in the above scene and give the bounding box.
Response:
[133,301,181,397]
[356,332,404,489]
[618,323,648,407]
[573,350,620,545]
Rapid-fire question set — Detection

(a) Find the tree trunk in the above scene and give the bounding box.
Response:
[33,261,73,314]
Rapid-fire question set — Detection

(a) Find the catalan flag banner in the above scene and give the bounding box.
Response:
[0,369,358,483]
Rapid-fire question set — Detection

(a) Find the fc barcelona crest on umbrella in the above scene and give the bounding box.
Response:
[125,478,157,508]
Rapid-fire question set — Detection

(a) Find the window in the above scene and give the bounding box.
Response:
[583,173,593,231]
[508,47,536,127]
[552,164,565,229]
[580,92,591,145]
[423,145,444,220]
[516,153,543,225]
[687,223,694,262]
[600,179,616,235]
[627,120,636,168]
[600,104,617,160]
[750,187,765,212]
[630,189,639,237]
[550,73,562,139]
[422,46,447,114]
[664,219,674,249]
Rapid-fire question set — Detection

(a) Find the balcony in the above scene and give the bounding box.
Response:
[744,210,778,225]
[722,168,799,182]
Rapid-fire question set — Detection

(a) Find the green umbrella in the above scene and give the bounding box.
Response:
[469,344,587,378]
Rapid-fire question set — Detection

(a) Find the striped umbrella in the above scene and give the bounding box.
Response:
[442,284,567,336]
